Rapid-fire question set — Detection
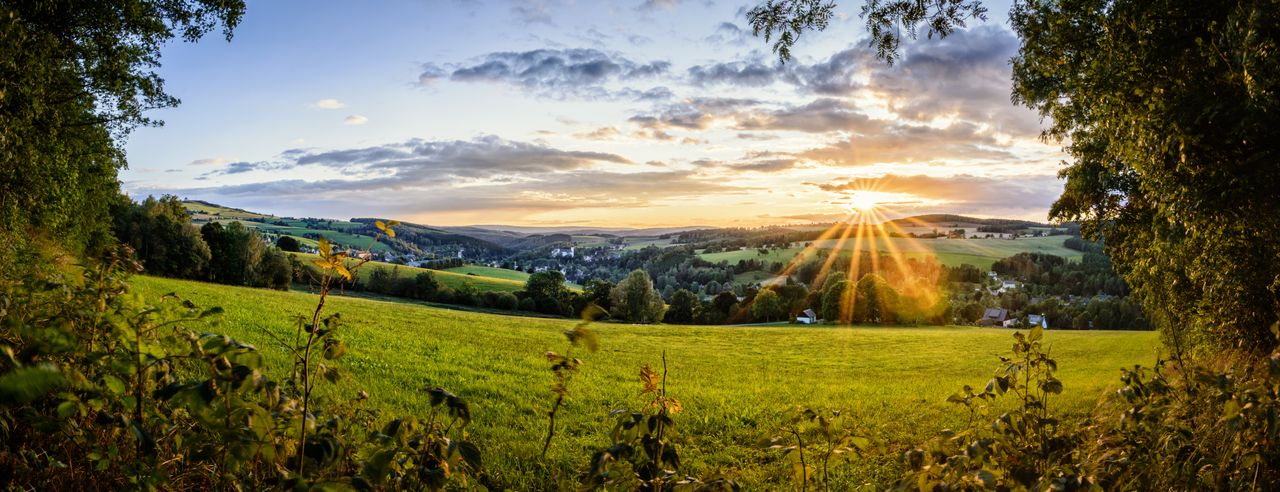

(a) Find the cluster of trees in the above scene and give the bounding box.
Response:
[992,252,1128,297]
[111,195,291,289]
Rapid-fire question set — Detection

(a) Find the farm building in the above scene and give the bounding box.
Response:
[795,309,818,324]
[979,307,1008,326]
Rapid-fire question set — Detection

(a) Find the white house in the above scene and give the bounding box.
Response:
[1028,314,1048,328]
[997,280,1019,294]
[796,309,819,324]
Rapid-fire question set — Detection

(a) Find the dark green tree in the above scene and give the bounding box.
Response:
[820,279,850,324]
[0,1,245,253]
[750,289,785,322]
[110,194,210,279]
[664,289,700,324]
[276,236,302,252]
[609,269,666,323]
[852,273,898,324]
[523,271,570,316]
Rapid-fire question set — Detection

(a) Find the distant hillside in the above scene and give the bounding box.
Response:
[882,214,1050,229]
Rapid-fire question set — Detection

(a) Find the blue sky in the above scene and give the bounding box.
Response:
[122,0,1061,227]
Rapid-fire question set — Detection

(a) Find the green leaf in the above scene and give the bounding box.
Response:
[57,400,78,419]
[102,375,127,395]
[1028,326,1044,342]
[0,365,66,404]
[457,440,483,470]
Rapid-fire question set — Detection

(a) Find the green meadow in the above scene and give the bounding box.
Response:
[700,236,1083,270]
[131,275,1161,489]
[288,253,528,293]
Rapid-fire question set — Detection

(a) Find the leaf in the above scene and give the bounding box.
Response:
[334,265,352,281]
[199,306,224,318]
[57,400,78,419]
[318,237,332,257]
[375,220,387,233]
[0,365,66,404]
[101,375,127,395]
[457,440,483,470]
[1028,326,1044,342]
[312,258,330,269]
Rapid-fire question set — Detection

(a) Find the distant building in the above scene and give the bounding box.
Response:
[796,309,819,324]
[997,280,1019,294]
[979,307,1008,326]
[1028,314,1048,328]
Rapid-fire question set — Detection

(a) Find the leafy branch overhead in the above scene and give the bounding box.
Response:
[748,0,988,64]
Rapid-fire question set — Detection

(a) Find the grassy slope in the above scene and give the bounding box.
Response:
[131,275,1160,489]
[289,253,527,293]
[700,236,1083,270]
[444,265,532,282]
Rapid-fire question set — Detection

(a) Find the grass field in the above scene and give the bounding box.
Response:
[130,275,1161,489]
[288,253,527,293]
[700,236,1083,270]
[444,265,532,282]
[236,221,394,253]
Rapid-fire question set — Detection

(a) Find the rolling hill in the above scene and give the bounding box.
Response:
[128,274,1160,489]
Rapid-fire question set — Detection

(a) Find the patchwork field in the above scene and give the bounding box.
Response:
[701,236,1083,270]
[288,253,528,293]
[131,275,1161,489]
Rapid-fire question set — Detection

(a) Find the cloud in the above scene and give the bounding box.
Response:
[511,2,553,25]
[637,0,681,10]
[732,98,874,133]
[694,157,801,173]
[344,115,369,125]
[798,122,1014,166]
[864,27,1041,136]
[575,127,621,140]
[629,97,763,131]
[157,136,748,219]
[813,173,1063,216]
[705,21,752,45]
[419,48,670,99]
[312,98,345,109]
[687,61,778,87]
[190,157,228,166]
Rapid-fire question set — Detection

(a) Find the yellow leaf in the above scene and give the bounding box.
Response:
[335,265,352,281]
[639,365,660,395]
[388,220,400,227]
[318,238,331,257]
[385,228,395,238]
[311,259,330,270]
[375,220,387,232]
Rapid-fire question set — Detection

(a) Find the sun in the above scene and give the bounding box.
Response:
[845,192,883,213]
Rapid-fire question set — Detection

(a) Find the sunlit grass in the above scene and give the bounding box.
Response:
[130,274,1161,489]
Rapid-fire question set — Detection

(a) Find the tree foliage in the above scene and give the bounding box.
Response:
[1010,0,1280,353]
[748,0,987,64]
[0,1,245,252]
[610,270,667,323]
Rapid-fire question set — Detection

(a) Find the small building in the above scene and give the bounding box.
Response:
[1028,314,1048,328]
[979,307,1008,326]
[997,280,1019,294]
[796,309,819,324]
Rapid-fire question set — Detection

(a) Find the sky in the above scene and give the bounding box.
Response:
[121,0,1065,228]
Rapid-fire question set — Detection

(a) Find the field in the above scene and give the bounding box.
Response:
[288,253,527,293]
[444,264,532,282]
[131,275,1161,489]
[701,236,1083,270]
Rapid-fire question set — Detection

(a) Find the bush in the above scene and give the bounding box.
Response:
[0,244,486,489]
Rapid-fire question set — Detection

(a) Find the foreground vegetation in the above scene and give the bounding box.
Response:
[128,274,1158,487]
